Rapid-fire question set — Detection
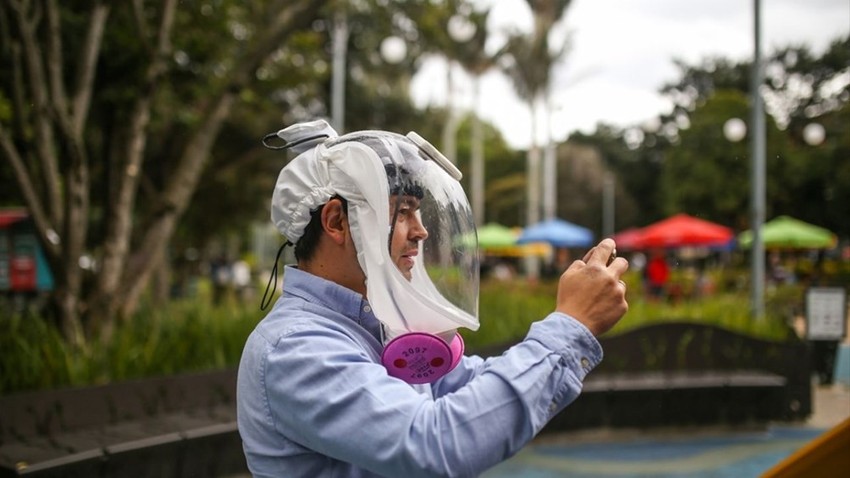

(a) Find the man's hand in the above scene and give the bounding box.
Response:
[555,239,629,337]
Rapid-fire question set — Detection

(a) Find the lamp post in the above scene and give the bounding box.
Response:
[331,10,349,133]
[750,0,766,320]
[542,98,559,222]
[603,174,615,238]
[442,14,477,166]
[718,1,771,321]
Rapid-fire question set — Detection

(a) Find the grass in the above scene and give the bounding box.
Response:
[0,299,263,394]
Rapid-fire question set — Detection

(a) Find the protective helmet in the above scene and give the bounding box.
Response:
[268,120,480,347]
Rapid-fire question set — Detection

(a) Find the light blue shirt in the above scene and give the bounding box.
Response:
[237,266,602,478]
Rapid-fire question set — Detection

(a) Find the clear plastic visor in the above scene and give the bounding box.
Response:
[327,132,480,332]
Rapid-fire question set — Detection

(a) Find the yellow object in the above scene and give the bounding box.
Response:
[761,417,850,477]
[482,243,551,258]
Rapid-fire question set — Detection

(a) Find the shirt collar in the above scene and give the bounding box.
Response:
[282,265,383,339]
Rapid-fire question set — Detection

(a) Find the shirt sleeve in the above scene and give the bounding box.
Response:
[263,311,602,478]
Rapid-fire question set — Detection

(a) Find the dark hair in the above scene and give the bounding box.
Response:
[385,164,424,199]
[294,195,348,262]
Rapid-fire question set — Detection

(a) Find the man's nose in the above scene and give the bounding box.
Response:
[411,216,428,241]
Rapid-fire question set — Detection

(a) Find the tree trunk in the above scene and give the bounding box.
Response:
[153,252,171,305]
[87,0,177,333]
[471,77,485,226]
[119,93,236,317]
[524,97,542,280]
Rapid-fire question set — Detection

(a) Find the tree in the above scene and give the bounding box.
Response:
[449,5,499,226]
[176,1,431,260]
[569,124,668,230]
[452,116,524,227]
[410,0,496,225]
[500,0,572,277]
[660,90,765,228]
[657,37,850,235]
[561,36,849,239]
[0,0,329,343]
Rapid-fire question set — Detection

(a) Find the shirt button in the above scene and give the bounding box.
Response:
[580,357,590,369]
[363,305,372,313]
[548,401,558,413]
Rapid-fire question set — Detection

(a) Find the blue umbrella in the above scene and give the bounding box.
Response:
[517,218,594,248]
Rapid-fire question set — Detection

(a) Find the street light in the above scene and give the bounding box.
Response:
[447,14,476,43]
[803,122,825,146]
[723,118,747,143]
[751,0,766,320]
[380,36,407,65]
[331,10,349,133]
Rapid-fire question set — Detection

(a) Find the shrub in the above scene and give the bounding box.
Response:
[2,272,809,394]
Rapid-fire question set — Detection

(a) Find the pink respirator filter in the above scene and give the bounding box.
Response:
[381,332,465,384]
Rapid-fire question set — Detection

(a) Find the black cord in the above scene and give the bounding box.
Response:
[262,133,330,151]
[260,241,292,311]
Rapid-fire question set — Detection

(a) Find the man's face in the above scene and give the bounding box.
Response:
[389,195,429,281]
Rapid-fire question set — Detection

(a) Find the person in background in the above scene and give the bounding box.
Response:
[236,120,629,478]
[645,248,669,301]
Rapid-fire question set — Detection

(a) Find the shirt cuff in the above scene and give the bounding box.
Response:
[527,312,603,379]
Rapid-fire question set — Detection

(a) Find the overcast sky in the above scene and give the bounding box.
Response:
[409,0,850,149]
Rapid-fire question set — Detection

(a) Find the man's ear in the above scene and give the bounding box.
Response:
[321,198,348,245]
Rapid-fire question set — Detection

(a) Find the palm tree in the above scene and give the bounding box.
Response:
[409,1,497,226]
[446,6,497,226]
[501,0,573,278]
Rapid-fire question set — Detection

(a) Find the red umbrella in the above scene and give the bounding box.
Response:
[610,228,645,251]
[634,213,733,248]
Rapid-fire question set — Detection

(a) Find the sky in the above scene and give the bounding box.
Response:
[409,0,850,150]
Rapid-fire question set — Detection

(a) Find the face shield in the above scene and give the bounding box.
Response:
[268,120,480,347]
[319,131,480,342]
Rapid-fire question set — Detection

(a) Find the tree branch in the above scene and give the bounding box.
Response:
[71,1,110,138]
[44,0,68,118]
[9,0,63,225]
[131,0,151,51]
[0,124,60,262]
[96,0,177,299]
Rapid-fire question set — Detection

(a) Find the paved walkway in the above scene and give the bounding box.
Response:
[483,383,850,477]
[806,382,850,429]
[223,385,848,478]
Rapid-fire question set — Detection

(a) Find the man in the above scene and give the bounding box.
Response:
[237,120,629,477]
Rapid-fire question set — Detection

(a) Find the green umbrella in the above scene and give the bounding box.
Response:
[473,223,519,249]
[738,215,837,249]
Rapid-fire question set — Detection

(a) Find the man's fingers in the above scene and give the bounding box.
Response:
[586,239,616,265]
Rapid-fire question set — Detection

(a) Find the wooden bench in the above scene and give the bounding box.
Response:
[0,369,244,478]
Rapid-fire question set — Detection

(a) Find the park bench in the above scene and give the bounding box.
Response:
[0,369,244,478]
